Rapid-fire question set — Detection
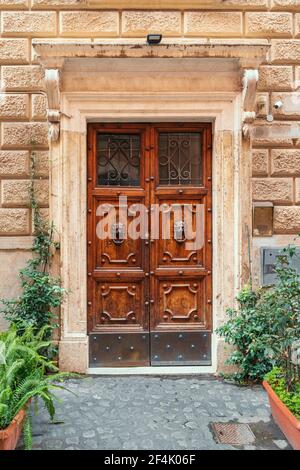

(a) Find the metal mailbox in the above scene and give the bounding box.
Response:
[261,248,300,286]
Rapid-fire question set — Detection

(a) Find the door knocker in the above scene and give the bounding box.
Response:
[111,223,126,245]
[174,221,186,243]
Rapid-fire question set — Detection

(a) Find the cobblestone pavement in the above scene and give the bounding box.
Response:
[19,376,291,450]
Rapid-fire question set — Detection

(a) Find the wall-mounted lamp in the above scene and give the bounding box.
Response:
[256,95,267,112]
[147,34,162,45]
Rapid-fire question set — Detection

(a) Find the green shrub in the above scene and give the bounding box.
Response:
[217,246,300,384]
[216,286,275,384]
[265,367,300,419]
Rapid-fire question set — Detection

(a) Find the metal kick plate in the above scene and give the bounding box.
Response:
[150,331,211,366]
[89,333,150,367]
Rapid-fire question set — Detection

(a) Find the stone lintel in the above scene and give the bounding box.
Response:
[32,39,270,69]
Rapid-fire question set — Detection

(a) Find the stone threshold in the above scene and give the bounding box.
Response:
[88,366,216,375]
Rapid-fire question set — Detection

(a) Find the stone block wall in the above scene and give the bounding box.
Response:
[0,0,300,302]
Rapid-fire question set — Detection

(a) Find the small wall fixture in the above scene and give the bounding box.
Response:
[147,34,162,45]
[253,202,274,237]
[273,100,283,110]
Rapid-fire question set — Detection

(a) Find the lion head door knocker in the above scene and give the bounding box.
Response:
[111,222,126,245]
[174,220,187,243]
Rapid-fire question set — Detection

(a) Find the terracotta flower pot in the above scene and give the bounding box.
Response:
[0,408,26,451]
[263,380,300,450]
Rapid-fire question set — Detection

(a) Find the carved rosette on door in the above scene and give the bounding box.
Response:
[87,123,212,367]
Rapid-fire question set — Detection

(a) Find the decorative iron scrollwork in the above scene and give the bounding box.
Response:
[159,132,202,186]
[97,134,141,186]
[174,220,186,243]
[111,223,126,245]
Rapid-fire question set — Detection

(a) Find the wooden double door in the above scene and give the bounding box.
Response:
[87,123,212,367]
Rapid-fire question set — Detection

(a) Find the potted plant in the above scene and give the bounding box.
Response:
[217,245,300,448]
[258,246,300,450]
[263,365,300,450]
[0,327,75,450]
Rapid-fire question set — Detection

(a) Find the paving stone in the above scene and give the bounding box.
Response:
[122,441,139,450]
[24,377,291,450]
[273,439,289,449]
[82,430,96,439]
[83,440,99,449]
[185,421,199,430]
[256,408,271,417]
[65,437,79,445]
[43,439,63,450]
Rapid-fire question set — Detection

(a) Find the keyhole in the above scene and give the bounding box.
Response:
[112,223,124,245]
[180,224,185,240]
[175,221,186,243]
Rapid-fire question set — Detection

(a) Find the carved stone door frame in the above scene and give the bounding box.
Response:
[30,39,270,373]
[47,88,249,374]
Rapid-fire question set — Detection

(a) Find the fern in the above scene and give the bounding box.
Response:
[0,326,79,449]
[5,359,25,387]
[39,392,56,421]
[23,414,32,451]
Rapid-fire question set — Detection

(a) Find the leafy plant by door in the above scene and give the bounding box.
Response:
[0,327,75,450]
[217,246,300,384]
[0,153,65,337]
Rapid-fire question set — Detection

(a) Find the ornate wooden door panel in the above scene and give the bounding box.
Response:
[94,197,145,270]
[87,123,212,367]
[149,125,212,365]
[88,125,150,367]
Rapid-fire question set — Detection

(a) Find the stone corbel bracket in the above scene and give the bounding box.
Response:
[45,69,61,142]
[242,69,259,139]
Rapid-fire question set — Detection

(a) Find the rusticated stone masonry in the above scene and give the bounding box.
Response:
[0,0,300,237]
